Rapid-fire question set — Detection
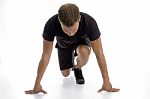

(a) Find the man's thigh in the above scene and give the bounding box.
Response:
[57,47,74,70]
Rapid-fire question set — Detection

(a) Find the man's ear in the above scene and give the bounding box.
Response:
[58,17,63,26]
[78,15,81,22]
[58,16,61,22]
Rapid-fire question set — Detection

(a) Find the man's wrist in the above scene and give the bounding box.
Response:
[34,81,41,87]
[103,79,110,83]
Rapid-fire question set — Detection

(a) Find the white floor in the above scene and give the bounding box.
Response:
[1,0,150,99]
[1,46,150,99]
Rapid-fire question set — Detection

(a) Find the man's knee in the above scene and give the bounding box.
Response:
[75,45,91,67]
[77,45,91,58]
[61,69,70,77]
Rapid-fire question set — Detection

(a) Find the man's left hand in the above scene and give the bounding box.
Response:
[98,81,120,92]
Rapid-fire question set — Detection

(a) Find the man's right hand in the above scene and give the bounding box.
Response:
[25,85,47,94]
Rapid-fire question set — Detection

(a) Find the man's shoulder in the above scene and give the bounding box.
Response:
[80,12,94,19]
[46,14,58,24]
[80,12,90,16]
[80,12,96,25]
[44,14,59,30]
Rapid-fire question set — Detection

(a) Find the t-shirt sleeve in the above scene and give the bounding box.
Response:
[86,16,101,41]
[42,19,55,42]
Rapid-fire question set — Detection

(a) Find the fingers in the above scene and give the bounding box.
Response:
[25,90,36,94]
[98,88,120,93]
[42,90,47,94]
[25,90,47,94]
[97,88,104,93]
[107,88,120,92]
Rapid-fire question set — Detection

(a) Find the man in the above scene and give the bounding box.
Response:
[25,3,120,94]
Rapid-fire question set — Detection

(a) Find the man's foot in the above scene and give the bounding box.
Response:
[74,68,85,84]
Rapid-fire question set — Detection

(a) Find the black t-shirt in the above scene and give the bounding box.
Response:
[42,12,101,48]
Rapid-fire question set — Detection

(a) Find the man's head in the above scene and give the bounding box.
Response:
[58,3,80,36]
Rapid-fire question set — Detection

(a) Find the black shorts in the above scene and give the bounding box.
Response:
[57,38,91,70]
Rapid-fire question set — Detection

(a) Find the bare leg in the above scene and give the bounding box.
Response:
[75,45,91,69]
[61,68,72,77]
[61,45,90,77]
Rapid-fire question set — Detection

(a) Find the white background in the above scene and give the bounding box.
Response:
[0,0,150,99]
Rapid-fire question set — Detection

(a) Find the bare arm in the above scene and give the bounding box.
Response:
[91,37,120,92]
[25,40,53,94]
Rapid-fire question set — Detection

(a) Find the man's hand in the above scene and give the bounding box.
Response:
[25,85,47,94]
[98,81,120,93]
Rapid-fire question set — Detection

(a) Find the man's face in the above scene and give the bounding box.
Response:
[59,18,80,36]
